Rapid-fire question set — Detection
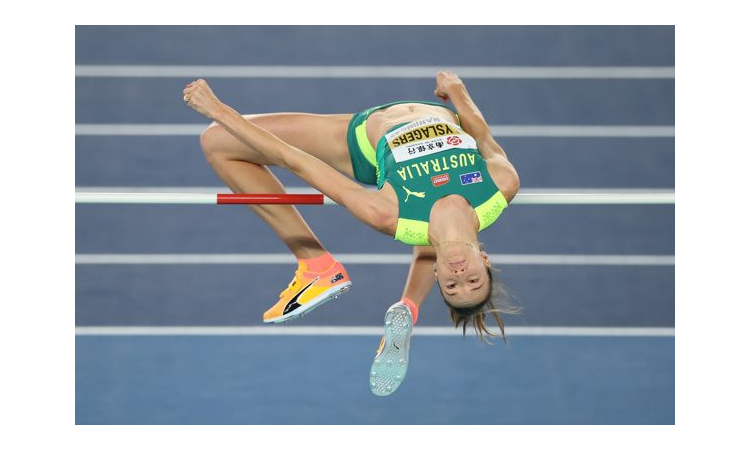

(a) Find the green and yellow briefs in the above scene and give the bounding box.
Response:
[346,102,508,246]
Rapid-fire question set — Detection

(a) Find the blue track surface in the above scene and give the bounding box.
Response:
[76,78,674,125]
[76,335,674,425]
[75,25,675,424]
[75,26,674,66]
[75,264,674,327]
[75,203,675,255]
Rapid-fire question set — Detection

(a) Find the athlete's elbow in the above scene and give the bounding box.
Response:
[511,168,520,191]
[505,169,520,202]
[370,204,397,234]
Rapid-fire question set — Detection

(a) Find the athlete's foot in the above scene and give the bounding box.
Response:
[370,302,413,396]
[263,259,352,323]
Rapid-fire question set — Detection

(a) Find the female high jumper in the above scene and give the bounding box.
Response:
[185,71,519,395]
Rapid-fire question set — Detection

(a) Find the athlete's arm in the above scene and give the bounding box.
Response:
[434,72,520,202]
[401,245,437,308]
[183,79,398,234]
[434,71,509,160]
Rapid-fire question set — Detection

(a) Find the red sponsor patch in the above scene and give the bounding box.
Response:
[446,136,462,146]
[432,174,450,187]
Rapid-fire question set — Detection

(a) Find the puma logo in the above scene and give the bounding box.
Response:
[402,186,425,202]
[283,277,319,315]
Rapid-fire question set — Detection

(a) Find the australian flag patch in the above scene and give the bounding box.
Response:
[460,171,483,185]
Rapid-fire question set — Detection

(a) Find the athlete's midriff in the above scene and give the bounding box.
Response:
[365,103,458,150]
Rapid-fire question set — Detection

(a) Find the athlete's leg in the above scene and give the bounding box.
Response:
[200,113,354,259]
[200,112,355,323]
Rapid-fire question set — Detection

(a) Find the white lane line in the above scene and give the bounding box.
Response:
[75,124,675,138]
[488,125,675,137]
[75,65,675,79]
[75,253,675,265]
[76,124,203,135]
[75,192,219,204]
[74,326,675,337]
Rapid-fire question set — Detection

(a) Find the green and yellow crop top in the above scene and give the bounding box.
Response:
[375,116,508,245]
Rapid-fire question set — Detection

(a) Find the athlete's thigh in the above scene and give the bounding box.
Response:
[244,113,355,177]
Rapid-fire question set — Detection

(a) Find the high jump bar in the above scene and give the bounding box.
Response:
[74,191,675,205]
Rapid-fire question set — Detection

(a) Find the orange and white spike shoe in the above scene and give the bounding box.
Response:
[369,302,413,396]
[262,259,351,324]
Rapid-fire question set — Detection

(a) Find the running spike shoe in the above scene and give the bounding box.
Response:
[263,260,351,323]
[369,302,413,396]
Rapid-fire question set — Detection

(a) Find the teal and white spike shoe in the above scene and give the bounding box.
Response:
[369,302,413,396]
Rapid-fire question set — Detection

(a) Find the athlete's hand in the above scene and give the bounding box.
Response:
[183,79,224,120]
[434,71,465,102]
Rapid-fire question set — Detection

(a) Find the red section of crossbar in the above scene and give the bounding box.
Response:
[216,194,325,205]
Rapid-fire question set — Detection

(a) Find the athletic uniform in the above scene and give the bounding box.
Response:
[267,101,508,378]
[346,101,508,245]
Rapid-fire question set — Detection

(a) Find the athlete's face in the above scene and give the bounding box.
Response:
[434,244,491,307]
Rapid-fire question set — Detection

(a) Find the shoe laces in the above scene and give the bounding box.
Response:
[279,270,302,298]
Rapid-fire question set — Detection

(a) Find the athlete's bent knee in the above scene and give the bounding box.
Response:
[199,121,271,167]
[199,123,225,164]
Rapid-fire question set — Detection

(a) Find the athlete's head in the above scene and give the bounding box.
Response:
[433,241,492,306]
[434,242,519,343]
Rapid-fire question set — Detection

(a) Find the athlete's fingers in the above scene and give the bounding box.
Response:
[186,79,215,100]
[182,79,224,120]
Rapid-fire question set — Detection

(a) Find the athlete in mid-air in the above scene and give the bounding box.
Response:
[184,71,520,395]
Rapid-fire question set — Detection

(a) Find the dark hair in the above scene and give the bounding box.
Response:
[440,267,521,344]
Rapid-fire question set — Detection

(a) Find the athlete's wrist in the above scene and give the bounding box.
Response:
[211,102,237,123]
